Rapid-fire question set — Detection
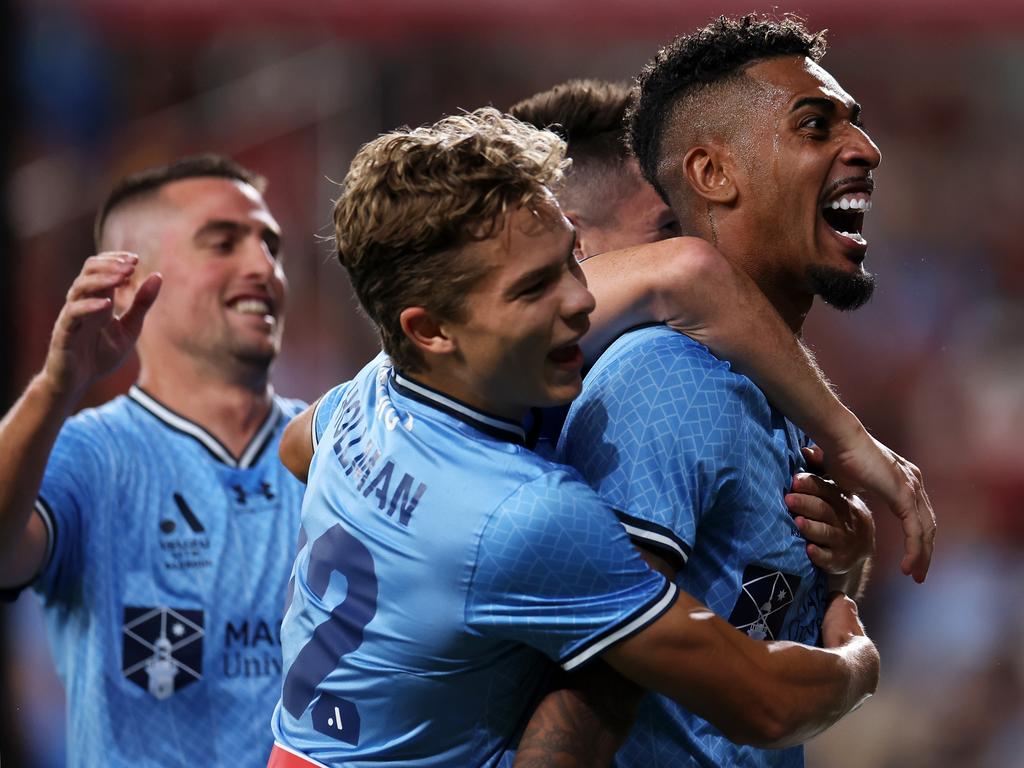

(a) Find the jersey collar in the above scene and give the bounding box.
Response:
[128,385,282,469]
[391,371,537,447]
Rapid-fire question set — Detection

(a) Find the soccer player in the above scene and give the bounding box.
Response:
[554,14,936,768]
[511,77,873,586]
[0,156,307,767]
[268,107,881,768]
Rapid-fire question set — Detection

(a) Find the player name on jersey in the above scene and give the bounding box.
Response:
[328,382,426,527]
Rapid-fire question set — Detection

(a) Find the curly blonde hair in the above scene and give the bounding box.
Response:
[334,107,569,372]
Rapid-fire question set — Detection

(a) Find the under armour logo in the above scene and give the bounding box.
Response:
[231,482,275,506]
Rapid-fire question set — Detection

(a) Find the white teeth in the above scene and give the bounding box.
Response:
[233,299,271,315]
[825,195,872,212]
[837,231,867,245]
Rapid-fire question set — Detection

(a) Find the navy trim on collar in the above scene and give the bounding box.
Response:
[128,385,281,469]
[391,371,533,447]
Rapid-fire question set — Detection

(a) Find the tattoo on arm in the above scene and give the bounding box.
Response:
[514,665,643,768]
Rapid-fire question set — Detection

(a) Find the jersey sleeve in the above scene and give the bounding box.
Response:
[33,413,108,603]
[311,383,349,449]
[465,470,677,671]
[559,330,751,572]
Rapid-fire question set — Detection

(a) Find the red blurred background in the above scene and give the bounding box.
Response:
[3,1,1023,765]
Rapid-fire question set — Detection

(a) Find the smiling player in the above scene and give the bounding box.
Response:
[0,156,307,767]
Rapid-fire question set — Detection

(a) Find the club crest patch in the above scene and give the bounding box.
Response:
[728,565,802,640]
[122,606,205,699]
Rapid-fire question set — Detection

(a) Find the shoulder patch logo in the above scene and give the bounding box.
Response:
[122,606,205,699]
[728,565,802,641]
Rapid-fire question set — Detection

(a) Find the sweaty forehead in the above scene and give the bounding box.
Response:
[745,56,855,111]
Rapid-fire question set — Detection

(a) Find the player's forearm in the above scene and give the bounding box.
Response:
[513,690,630,768]
[514,665,641,768]
[580,238,866,451]
[677,630,877,748]
[654,245,864,453]
[688,628,875,748]
[737,634,878,748]
[0,373,76,573]
[606,596,878,749]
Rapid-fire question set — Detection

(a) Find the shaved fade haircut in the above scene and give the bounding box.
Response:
[629,14,827,204]
[509,79,632,170]
[94,154,266,250]
[509,80,636,220]
[333,107,568,372]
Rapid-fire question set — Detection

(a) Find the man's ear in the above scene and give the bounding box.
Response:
[683,144,738,206]
[400,306,456,357]
[563,211,587,262]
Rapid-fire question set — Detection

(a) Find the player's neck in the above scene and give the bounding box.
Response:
[402,364,528,424]
[713,242,810,334]
[696,210,811,334]
[741,264,811,336]
[137,353,274,458]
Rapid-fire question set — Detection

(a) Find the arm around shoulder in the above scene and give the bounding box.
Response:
[579,237,723,362]
[601,588,878,748]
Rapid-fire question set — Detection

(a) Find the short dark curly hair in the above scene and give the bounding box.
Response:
[628,14,827,202]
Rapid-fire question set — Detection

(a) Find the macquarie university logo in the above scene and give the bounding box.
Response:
[122,606,205,699]
[728,565,802,641]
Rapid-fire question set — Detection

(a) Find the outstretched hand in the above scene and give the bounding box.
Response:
[44,252,162,400]
[812,432,936,583]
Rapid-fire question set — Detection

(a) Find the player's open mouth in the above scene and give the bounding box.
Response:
[820,189,872,252]
[548,343,583,369]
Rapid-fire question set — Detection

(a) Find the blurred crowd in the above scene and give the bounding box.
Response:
[4,1,1023,766]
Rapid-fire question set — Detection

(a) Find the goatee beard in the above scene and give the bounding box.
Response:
[807,265,876,311]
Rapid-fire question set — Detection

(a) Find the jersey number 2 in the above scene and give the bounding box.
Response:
[282,524,378,745]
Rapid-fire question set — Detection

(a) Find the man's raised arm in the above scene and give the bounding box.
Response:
[0,253,160,587]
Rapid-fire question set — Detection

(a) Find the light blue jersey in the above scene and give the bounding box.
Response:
[559,326,828,768]
[272,355,676,767]
[25,386,306,768]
